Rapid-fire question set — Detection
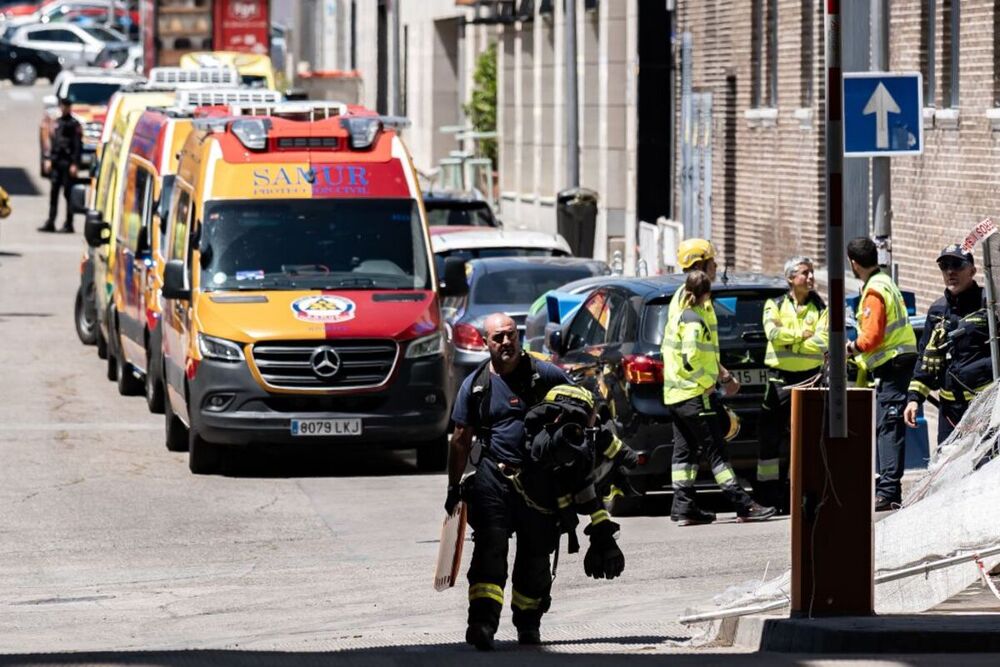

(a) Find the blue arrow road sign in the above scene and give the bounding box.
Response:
[843,72,923,157]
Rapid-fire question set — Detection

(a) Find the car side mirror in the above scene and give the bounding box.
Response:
[162,259,190,300]
[83,212,110,248]
[546,326,565,356]
[438,256,468,298]
[70,183,88,214]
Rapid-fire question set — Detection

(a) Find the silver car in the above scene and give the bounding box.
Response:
[8,22,128,69]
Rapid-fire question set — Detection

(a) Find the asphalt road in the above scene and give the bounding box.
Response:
[0,81,796,660]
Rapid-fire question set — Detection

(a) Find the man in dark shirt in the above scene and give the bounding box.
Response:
[39,97,82,234]
[904,244,993,443]
[445,312,570,650]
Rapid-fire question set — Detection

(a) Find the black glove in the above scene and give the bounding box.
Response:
[615,444,639,469]
[444,484,462,516]
[583,520,625,580]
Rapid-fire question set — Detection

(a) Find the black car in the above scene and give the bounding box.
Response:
[547,273,790,499]
[0,40,62,86]
[424,189,500,228]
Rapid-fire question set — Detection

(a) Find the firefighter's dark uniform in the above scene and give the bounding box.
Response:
[42,110,82,233]
[756,292,828,508]
[450,354,570,636]
[907,281,992,443]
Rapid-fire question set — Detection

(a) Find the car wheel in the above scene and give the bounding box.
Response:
[189,429,223,475]
[164,394,189,452]
[106,345,117,381]
[145,351,165,414]
[13,62,37,86]
[115,336,144,396]
[96,325,108,359]
[416,434,448,472]
[74,286,97,345]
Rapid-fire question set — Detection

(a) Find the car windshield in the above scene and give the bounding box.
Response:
[434,247,565,277]
[425,201,497,227]
[240,74,268,88]
[640,289,786,345]
[472,266,600,306]
[199,199,432,291]
[65,82,122,105]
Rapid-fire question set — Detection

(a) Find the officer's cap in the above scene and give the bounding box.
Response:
[937,243,974,266]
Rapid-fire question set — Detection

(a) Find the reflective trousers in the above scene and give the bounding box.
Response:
[669,393,753,517]
[465,458,560,633]
[872,354,916,503]
[756,368,818,507]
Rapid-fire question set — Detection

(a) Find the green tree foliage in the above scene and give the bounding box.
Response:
[465,42,497,167]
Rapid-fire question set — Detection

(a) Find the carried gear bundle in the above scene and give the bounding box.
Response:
[517,383,637,580]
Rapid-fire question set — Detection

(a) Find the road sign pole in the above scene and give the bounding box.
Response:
[871,0,892,268]
[826,0,847,438]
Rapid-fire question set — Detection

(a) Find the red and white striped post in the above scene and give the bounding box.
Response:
[825,0,847,438]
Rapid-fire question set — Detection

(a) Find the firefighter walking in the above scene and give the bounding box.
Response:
[39,97,81,234]
[662,242,776,526]
[904,244,994,444]
[845,237,918,512]
[756,256,828,511]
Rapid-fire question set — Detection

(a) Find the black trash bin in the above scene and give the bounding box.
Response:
[557,187,598,258]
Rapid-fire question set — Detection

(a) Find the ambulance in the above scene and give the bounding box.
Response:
[159,102,466,474]
[109,88,282,412]
[78,67,241,368]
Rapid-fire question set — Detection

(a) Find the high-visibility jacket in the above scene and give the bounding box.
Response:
[662,292,719,405]
[856,271,917,371]
[763,292,829,371]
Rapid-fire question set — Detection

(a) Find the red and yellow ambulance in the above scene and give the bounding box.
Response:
[159,102,466,473]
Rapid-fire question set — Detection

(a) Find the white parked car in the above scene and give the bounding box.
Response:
[8,21,128,69]
[429,227,573,271]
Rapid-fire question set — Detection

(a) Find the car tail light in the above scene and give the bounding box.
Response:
[453,322,487,352]
[623,354,663,385]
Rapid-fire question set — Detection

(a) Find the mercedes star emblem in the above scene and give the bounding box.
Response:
[310,346,341,379]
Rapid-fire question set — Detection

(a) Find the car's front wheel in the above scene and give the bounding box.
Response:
[189,429,224,475]
[12,62,37,86]
[74,286,96,345]
[164,395,188,452]
[144,351,164,414]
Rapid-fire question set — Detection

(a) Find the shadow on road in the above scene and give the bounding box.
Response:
[211,444,425,479]
[0,167,41,196]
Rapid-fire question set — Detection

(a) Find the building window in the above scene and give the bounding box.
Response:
[800,0,813,106]
[751,0,777,108]
[920,0,935,107]
[751,0,763,107]
[941,0,959,108]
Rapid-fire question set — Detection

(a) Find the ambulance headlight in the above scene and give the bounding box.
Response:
[198,334,245,362]
[231,118,270,151]
[340,116,382,149]
[405,331,445,359]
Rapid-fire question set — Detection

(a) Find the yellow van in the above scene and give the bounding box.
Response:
[159,103,466,473]
[180,52,277,90]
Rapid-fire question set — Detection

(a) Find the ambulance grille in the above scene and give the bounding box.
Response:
[251,340,399,390]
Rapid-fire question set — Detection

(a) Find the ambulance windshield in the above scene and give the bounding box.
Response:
[199,199,432,291]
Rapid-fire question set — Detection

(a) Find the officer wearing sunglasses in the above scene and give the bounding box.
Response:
[904,244,993,444]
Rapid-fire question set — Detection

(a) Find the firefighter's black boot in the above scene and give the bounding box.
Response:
[671,507,716,526]
[737,502,777,522]
[518,628,541,645]
[465,622,495,651]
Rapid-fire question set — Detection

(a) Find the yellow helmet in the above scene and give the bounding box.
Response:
[0,186,10,219]
[677,238,716,270]
[720,405,741,442]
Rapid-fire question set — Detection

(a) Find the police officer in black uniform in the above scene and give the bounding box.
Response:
[39,96,82,234]
[904,244,994,443]
[445,312,572,651]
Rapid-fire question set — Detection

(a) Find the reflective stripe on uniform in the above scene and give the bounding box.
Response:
[590,509,611,525]
[856,272,918,371]
[511,589,542,611]
[757,458,780,481]
[603,434,623,459]
[602,485,624,504]
[712,463,736,486]
[557,494,573,509]
[908,380,932,398]
[469,582,504,605]
[672,463,698,487]
[939,381,993,402]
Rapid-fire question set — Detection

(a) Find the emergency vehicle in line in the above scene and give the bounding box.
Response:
[158,101,467,474]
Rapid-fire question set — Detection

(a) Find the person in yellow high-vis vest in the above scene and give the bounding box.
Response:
[845,237,918,512]
[756,256,828,511]
[662,253,776,526]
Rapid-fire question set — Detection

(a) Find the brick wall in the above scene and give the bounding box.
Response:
[678,0,1000,312]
